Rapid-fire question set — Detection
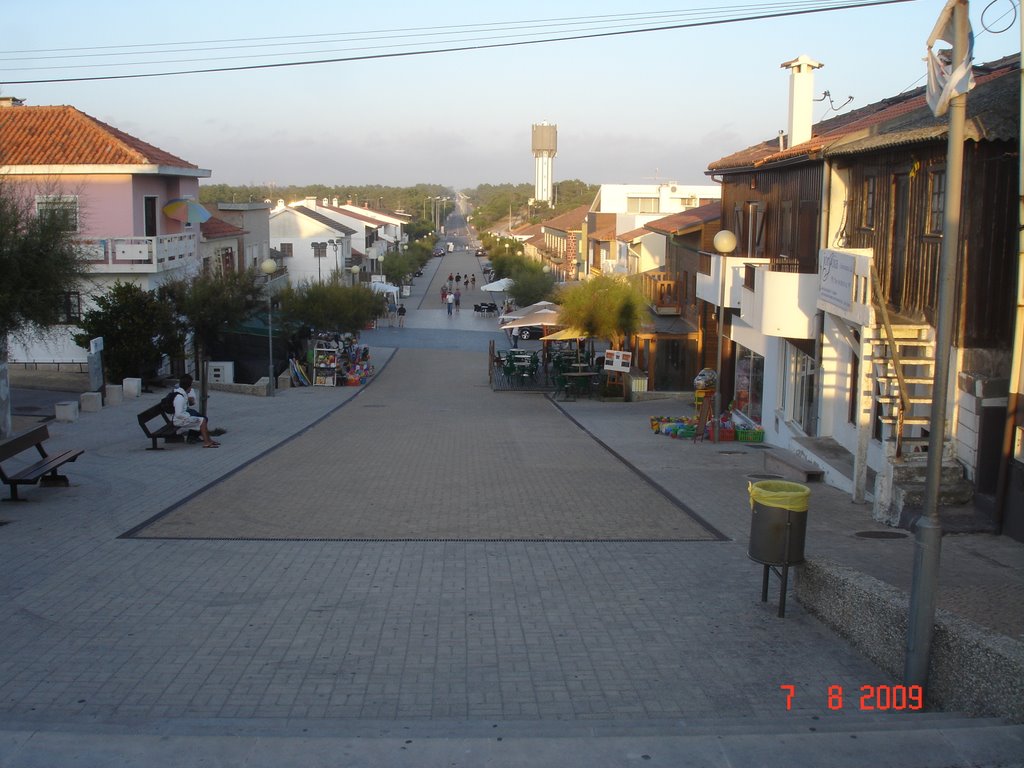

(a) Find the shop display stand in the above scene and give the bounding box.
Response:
[312,341,338,386]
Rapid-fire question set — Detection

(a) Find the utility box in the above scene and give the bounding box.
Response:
[208,362,235,385]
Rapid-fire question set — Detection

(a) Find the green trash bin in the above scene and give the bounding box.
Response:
[748,480,810,566]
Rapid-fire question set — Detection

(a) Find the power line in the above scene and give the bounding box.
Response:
[0,2,879,59]
[2,5,860,73]
[1,0,911,85]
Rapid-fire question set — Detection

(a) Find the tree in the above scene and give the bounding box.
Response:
[277,278,380,337]
[0,180,91,437]
[557,275,649,351]
[72,281,179,383]
[507,262,556,308]
[484,245,556,307]
[157,268,265,415]
[381,251,418,288]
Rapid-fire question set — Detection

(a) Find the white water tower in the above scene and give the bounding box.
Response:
[532,122,557,204]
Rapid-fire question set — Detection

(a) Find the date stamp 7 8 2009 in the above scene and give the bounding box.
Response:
[781,684,924,711]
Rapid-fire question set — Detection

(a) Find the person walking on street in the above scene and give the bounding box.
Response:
[454,289,461,313]
[397,303,406,327]
[511,326,520,348]
[470,274,476,287]
[447,291,454,316]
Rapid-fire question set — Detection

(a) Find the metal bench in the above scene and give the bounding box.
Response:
[0,424,84,501]
[137,402,193,450]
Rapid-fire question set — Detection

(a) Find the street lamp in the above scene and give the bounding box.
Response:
[712,229,737,443]
[328,239,340,276]
[349,264,360,287]
[260,257,278,397]
[312,242,326,284]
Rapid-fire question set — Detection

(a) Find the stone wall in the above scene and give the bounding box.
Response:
[796,558,1023,722]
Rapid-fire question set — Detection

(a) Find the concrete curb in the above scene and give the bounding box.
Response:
[796,558,1024,721]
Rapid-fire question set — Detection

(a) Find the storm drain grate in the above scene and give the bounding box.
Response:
[854,530,909,539]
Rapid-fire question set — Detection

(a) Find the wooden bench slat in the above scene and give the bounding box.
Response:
[137,401,189,450]
[0,425,83,501]
[8,450,83,482]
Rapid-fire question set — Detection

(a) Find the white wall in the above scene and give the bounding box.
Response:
[597,183,721,214]
[269,206,353,286]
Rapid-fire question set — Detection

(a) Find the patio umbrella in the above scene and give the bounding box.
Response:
[499,308,562,329]
[480,277,514,292]
[163,198,211,224]
[502,300,557,320]
[540,327,587,341]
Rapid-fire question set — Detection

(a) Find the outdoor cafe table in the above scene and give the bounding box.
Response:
[563,371,599,398]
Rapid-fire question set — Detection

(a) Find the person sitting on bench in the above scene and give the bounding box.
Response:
[172,374,220,448]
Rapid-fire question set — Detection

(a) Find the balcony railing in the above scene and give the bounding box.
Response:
[81,232,198,273]
[696,251,770,309]
[741,263,819,339]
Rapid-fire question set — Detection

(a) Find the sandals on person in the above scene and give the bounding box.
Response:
[203,441,221,448]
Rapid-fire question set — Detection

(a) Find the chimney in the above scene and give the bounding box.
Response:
[332,197,339,207]
[780,54,823,148]
[304,196,317,208]
[0,96,25,108]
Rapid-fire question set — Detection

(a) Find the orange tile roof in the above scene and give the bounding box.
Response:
[512,222,542,237]
[708,56,1018,172]
[200,216,246,240]
[645,201,722,234]
[542,204,590,232]
[0,105,199,168]
[588,226,617,242]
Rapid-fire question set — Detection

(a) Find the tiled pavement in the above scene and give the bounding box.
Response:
[0,248,1021,766]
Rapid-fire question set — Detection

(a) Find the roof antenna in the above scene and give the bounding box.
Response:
[815,90,854,114]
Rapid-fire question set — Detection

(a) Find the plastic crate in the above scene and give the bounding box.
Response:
[736,429,765,443]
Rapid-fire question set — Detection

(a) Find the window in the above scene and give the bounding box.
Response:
[57,291,81,324]
[862,176,876,229]
[626,197,659,214]
[848,343,860,425]
[782,342,816,434]
[780,201,794,256]
[928,170,945,235]
[279,243,293,258]
[35,195,79,233]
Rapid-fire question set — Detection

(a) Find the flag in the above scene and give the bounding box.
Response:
[926,0,975,117]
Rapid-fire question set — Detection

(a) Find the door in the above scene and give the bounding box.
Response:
[888,174,910,311]
[144,197,158,237]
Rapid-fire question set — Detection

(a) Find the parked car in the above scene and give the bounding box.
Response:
[515,326,545,341]
[432,247,445,257]
[475,248,487,257]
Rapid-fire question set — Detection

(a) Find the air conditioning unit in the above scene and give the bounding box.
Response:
[208,362,235,384]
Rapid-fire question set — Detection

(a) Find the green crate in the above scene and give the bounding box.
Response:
[736,429,765,443]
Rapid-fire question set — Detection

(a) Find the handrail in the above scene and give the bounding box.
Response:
[870,264,911,457]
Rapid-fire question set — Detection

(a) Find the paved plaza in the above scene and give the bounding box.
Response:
[1,250,1021,766]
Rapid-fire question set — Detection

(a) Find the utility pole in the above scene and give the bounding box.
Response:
[905,0,969,691]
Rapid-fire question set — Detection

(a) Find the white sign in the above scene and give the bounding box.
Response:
[604,350,632,372]
[89,337,104,354]
[818,249,855,311]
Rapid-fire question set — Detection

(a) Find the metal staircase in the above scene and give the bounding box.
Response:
[868,267,973,525]
[870,323,936,456]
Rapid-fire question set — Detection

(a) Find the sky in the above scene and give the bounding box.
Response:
[2,0,1019,191]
